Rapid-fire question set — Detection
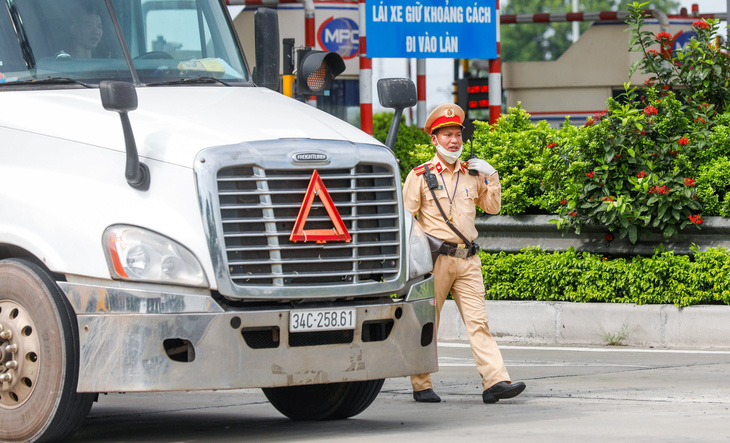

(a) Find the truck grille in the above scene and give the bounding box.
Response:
[216,164,400,287]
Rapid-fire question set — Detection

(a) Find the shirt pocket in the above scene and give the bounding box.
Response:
[423,187,449,203]
[465,185,478,201]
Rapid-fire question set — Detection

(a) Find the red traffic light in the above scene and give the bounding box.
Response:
[295,50,345,96]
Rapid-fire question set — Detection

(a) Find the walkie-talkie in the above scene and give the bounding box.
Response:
[424,165,439,189]
[468,140,479,176]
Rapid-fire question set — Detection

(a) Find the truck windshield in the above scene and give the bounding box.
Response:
[0,0,249,87]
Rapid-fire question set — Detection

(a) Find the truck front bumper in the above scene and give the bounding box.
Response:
[59,277,436,393]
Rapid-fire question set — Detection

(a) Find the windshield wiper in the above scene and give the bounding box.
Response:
[7,2,36,70]
[1,77,93,88]
[146,76,230,87]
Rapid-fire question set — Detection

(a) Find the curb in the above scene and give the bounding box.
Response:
[438,300,730,349]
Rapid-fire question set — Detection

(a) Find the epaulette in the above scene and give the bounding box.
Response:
[413,162,435,176]
[459,162,469,174]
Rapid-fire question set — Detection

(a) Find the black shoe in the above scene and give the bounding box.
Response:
[482,381,526,404]
[413,388,441,403]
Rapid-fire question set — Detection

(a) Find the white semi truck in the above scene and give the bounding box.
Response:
[0,1,437,441]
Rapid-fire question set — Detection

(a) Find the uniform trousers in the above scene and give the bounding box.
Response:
[411,253,511,391]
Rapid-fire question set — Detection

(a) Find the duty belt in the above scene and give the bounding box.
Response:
[438,240,477,259]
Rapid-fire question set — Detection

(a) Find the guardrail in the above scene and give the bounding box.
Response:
[475,215,730,256]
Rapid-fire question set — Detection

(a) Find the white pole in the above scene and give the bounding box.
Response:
[416,59,426,129]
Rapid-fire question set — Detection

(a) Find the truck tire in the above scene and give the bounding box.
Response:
[262,378,385,420]
[0,259,95,442]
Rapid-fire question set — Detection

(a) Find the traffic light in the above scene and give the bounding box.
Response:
[456,77,489,111]
[295,49,345,96]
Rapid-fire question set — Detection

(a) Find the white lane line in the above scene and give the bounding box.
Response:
[439,343,730,355]
[438,357,650,368]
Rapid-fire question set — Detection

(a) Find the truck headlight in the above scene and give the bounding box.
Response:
[104,225,208,288]
[406,215,433,279]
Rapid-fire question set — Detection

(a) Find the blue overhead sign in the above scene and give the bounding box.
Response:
[365,0,497,59]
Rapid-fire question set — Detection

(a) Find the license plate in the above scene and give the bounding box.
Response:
[289,308,356,332]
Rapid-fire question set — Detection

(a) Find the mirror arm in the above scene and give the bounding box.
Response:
[384,107,404,152]
[119,112,150,191]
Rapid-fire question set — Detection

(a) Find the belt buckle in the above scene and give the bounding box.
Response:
[454,246,468,259]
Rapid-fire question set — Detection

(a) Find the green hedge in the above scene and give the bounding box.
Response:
[481,247,730,307]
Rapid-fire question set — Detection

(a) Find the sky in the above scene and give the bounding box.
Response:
[372,0,729,120]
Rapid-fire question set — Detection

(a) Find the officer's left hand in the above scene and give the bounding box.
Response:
[467,158,497,176]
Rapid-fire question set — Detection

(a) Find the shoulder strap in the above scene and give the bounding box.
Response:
[413,162,434,176]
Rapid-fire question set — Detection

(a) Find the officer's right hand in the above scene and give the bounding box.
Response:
[467,158,497,176]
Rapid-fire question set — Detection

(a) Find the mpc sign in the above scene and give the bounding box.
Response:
[365,0,497,59]
[318,17,360,59]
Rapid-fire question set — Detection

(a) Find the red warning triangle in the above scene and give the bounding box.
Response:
[290,170,351,244]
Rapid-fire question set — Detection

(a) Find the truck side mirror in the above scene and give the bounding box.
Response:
[100,81,150,191]
[377,78,417,151]
[253,8,280,92]
[100,79,137,113]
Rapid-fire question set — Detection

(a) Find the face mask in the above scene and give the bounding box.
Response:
[436,143,463,164]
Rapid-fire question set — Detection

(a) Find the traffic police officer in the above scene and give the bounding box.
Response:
[403,104,526,404]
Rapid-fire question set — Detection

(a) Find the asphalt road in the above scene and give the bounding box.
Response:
[70,342,730,442]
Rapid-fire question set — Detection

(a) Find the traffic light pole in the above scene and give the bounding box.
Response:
[282,38,295,98]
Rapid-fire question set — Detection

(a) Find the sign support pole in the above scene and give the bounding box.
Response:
[488,0,501,125]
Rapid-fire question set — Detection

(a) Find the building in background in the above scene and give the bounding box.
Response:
[502,13,707,127]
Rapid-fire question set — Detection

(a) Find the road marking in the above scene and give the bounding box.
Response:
[439,342,730,355]
[437,356,650,368]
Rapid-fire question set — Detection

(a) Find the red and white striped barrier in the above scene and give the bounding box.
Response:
[500,9,669,32]
[501,11,628,24]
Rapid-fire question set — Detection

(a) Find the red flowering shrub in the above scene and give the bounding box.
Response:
[692,20,710,30]
[689,214,704,224]
[684,178,696,187]
[629,2,730,111]
[552,86,702,243]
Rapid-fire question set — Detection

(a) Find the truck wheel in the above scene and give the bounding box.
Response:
[0,259,95,442]
[262,379,385,420]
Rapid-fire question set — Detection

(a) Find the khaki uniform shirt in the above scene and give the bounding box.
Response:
[402,154,501,243]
